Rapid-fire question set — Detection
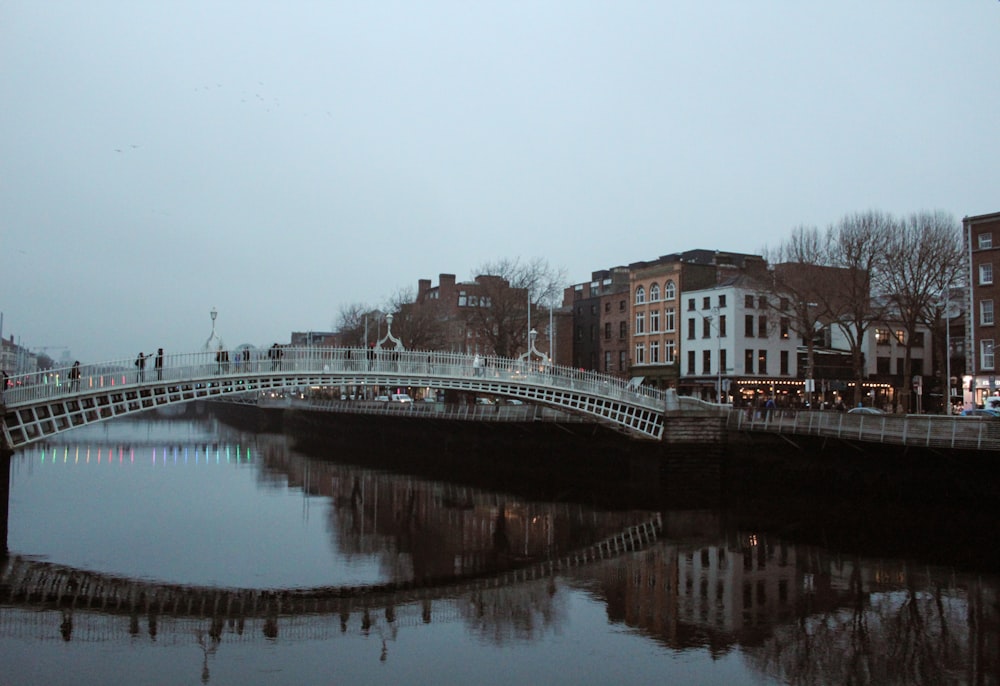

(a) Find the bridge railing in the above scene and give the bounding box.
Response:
[1,347,666,409]
[728,406,1000,451]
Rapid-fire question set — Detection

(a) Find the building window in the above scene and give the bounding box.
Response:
[687,318,696,340]
[604,322,611,339]
[719,294,727,308]
[702,317,712,338]
[758,315,768,338]
[780,350,789,375]
[896,329,905,345]
[687,350,696,375]
[635,312,645,334]
[665,340,675,363]
[745,315,754,337]
[758,296,768,310]
[619,300,626,312]
[982,264,994,286]
[590,304,597,315]
[979,232,993,249]
[745,294,754,308]
[589,324,596,341]
[982,299,995,326]
[758,349,768,375]
[780,317,789,339]
[912,331,925,347]
[665,280,676,300]
[604,301,610,313]
[635,343,645,364]
[604,351,612,372]
[650,309,660,332]
[877,356,891,374]
[876,328,891,345]
[744,349,755,374]
[981,339,995,370]
[719,348,726,374]
[687,298,695,311]
[651,341,660,363]
[702,350,711,374]
[619,350,627,371]
[703,296,711,310]
[719,315,726,337]
[458,291,467,307]
[665,307,675,332]
[780,297,789,311]
[650,283,661,301]
[619,321,627,338]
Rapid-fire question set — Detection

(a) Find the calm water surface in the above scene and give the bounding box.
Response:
[2,409,998,685]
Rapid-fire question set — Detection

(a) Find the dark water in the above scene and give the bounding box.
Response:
[2,408,999,685]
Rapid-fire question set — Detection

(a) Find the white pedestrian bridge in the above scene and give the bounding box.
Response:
[1,348,671,448]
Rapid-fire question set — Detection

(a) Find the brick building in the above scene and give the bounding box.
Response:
[964,211,1000,405]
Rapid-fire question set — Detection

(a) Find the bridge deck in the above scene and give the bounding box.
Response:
[2,348,668,447]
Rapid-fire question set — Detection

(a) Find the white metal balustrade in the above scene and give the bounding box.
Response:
[1,348,669,447]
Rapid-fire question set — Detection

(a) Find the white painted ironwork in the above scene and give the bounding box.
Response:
[1,348,668,447]
[730,407,1000,452]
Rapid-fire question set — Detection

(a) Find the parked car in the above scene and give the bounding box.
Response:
[847,407,886,415]
[960,408,1000,418]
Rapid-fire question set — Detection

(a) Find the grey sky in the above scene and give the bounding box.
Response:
[2,1,998,364]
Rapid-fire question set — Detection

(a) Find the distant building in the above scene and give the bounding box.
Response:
[629,250,769,389]
[680,276,800,404]
[562,267,630,377]
[964,211,1000,405]
[407,273,568,361]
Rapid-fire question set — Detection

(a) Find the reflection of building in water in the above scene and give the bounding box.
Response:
[597,533,797,649]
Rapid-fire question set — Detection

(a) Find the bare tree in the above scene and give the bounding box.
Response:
[822,211,892,407]
[334,302,379,348]
[877,210,964,413]
[765,225,836,406]
[466,257,567,358]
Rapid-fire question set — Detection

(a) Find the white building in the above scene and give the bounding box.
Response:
[680,277,800,404]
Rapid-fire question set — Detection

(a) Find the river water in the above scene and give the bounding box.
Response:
[2,406,998,685]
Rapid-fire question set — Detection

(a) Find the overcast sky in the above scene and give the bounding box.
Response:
[2,1,998,364]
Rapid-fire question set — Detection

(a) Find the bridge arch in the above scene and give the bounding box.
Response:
[2,348,669,448]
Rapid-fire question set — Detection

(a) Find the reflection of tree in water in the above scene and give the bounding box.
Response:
[745,563,992,685]
[462,578,566,645]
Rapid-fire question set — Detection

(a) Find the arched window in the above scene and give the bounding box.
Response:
[635,286,646,304]
[650,283,661,301]
[664,280,676,300]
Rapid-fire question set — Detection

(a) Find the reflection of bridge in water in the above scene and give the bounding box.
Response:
[1,513,662,642]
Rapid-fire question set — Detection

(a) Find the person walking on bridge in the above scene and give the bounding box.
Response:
[155,348,164,381]
[69,361,81,392]
[135,352,148,382]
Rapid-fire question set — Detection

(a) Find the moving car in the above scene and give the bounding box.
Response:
[847,407,886,415]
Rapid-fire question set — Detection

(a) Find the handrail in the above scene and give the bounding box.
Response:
[1,347,666,410]
[729,407,1000,452]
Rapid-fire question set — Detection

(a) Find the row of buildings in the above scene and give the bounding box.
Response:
[374,211,1000,413]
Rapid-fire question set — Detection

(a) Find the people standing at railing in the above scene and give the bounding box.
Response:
[154,348,164,380]
[135,352,148,382]
[69,361,81,391]
[473,354,482,377]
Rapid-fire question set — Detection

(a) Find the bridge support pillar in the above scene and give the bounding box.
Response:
[1,447,10,555]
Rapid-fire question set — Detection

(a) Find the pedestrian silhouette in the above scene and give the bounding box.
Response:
[154,348,164,380]
[69,361,81,391]
[135,352,147,382]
